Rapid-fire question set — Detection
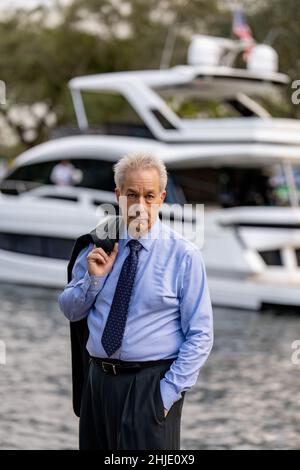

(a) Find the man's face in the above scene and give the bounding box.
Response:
[115,168,166,237]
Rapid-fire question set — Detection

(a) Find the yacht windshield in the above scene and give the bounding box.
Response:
[168,164,297,208]
[160,89,291,120]
[0,157,186,205]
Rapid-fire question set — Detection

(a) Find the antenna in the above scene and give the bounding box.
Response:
[160,22,178,69]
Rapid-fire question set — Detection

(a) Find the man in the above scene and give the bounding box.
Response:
[59,152,213,450]
[50,159,76,186]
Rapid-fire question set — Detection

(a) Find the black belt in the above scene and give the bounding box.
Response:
[90,356,175,375]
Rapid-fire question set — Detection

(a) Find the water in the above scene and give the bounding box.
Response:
[0,283,299,450]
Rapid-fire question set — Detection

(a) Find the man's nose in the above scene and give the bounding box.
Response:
[136,196,147,207]
[130,201,147,217]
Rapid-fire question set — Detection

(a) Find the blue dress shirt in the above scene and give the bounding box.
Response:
[59,217,213,411]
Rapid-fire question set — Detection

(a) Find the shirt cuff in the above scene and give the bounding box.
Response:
[159,378,182,412]
[81,271,106,295]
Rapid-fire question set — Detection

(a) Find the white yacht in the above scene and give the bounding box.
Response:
[0,35,300,310]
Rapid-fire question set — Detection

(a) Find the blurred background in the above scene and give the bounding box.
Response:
[0,0,300,450]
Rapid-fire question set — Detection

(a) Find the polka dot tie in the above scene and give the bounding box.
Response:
[101,239,143,357]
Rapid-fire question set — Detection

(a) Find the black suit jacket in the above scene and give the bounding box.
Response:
[66,215,122,417]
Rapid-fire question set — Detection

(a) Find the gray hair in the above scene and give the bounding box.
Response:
[113,152,168,192]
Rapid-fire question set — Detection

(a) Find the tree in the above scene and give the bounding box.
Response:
[0,0,299,155]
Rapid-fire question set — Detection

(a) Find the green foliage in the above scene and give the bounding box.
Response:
[0,0,299,157]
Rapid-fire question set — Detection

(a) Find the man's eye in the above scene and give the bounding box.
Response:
[128,193,136,198]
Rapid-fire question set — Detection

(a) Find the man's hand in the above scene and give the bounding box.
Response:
[87,243,118,277]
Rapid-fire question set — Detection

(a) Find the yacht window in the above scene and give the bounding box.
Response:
[295,249,300,267]
[169,166,282,207]
[0,232,74,260]
[82,91,145,127]
[76,91,154,139]
[2,160,187,206]
[160,86,289,119]
[258,249,283,266]
[3,158,116,193]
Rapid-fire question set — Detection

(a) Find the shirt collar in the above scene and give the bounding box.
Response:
[119,216,162,252]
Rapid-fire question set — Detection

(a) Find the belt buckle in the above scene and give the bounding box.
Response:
[102,361,117,375]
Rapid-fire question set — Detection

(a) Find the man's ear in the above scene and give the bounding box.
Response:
[115,187,120,202]
[160,190,166,206]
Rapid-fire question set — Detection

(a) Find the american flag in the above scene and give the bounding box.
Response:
[232,9,254,60]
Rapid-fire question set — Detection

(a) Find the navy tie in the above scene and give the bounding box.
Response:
[101,239,143,357]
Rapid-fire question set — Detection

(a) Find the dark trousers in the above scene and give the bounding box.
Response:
[79,358,185,450]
